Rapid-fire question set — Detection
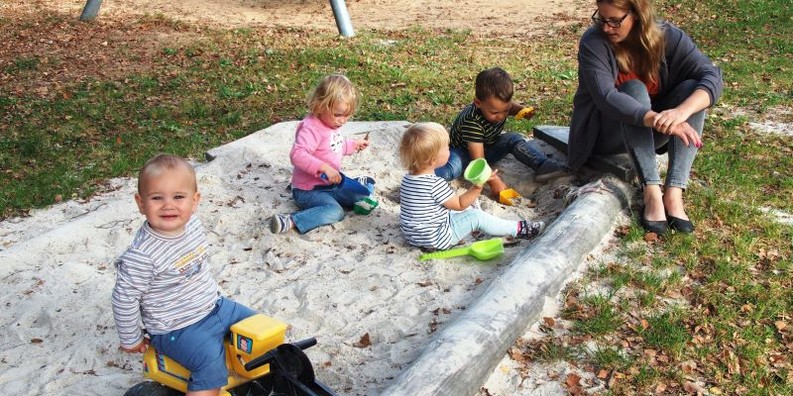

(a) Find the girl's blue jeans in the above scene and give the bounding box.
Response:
[594,79,705,189]
[291,178,374,233]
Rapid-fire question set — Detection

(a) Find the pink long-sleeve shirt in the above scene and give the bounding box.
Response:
[289,115,357,191]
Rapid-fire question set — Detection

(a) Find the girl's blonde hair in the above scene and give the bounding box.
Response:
[307,74,359,117]
[399,122,450,173]
[598,0,664,84]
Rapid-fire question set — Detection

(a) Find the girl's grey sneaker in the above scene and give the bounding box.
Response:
[355,175,376,187]
[270,214,293,234]
[534,160,570,183]
[518,220,545,239]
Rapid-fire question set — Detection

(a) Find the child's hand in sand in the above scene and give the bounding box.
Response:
[487,171,508,199]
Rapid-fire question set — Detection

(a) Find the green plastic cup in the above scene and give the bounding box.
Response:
[463,158,492,186]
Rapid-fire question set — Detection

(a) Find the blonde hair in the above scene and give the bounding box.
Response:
[598,0,664,83]
[137,154,196,194]
[399,122,450,173]
[307,74,359,118]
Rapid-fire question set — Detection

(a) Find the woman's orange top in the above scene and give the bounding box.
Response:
[616,71,659,96]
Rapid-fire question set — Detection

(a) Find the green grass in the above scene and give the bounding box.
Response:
[521,1,789,392]
[642,311,689,357]
[569,292,624,336]
[590,346,632,371]
[0,19,584,216]
[1,0,792,393]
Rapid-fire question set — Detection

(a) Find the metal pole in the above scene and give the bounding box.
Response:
[79,0,103,21]
[329,0,355,37]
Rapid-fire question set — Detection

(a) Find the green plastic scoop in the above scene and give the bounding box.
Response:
[419,238,505,261]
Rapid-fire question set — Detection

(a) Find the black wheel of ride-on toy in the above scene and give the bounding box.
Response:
[226,376,276,396]
[124,381,182,396]
[272,373,304,396]
[266,343,329,396]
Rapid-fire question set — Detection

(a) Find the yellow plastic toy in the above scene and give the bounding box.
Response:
[498,188,522,206]
[123,314,335,396]
[514,106,535,121]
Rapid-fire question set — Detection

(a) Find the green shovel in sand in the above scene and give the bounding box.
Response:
[419,238,505,261]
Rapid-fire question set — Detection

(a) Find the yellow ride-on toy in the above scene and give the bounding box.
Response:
[123,314,336,396]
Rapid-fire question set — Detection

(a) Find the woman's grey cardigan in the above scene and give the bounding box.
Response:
[568,21,723,170]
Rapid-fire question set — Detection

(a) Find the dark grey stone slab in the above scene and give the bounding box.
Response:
[533,125,636,182]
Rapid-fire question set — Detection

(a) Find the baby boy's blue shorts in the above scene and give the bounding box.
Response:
[151,296,256,391]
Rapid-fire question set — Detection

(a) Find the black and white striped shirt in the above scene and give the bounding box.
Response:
[399,174,455,250]
[449,103,506,149]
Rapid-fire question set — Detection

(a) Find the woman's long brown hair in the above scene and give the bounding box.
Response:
[597,0,665,83]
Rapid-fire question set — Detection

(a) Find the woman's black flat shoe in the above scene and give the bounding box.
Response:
[641,218,668,235]
[667,215,695,233]
[640,207,668,235]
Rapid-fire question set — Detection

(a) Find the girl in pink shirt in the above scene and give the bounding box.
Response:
[270,74,374,234]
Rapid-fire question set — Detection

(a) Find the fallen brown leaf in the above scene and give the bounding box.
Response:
[352,333,371,348]
[683,380,707,394]
[775,320,787,331]
[565,372,581,387]
[508,346,527,363]
[644,232,659,242]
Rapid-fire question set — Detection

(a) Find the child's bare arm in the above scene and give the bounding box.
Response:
[487,173,508,197]
[443,184,484,211]
[509,101,525,116]
[466,141,485,159]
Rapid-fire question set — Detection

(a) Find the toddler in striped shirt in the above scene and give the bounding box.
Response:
[398,122,545,251]
[112,154,256,395]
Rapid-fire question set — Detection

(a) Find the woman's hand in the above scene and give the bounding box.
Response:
[666,121,703,148]
[652,108,690,134]
[646,108,702,148]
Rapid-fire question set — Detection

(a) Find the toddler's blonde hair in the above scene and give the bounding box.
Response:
[138,154,197,194]
[307,74,359,117]
[399,122,450,173]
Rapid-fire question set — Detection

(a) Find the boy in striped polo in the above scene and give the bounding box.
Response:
[399,122,545,251]
[112,154,256,396]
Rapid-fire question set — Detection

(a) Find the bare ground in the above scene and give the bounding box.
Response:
[22,0,591,37]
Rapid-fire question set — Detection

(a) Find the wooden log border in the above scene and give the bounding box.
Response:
[381,177,633,396]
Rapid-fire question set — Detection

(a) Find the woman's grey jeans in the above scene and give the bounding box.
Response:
[593,79,705,189]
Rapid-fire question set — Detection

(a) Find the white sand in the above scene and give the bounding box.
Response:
[0,121,576,395]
